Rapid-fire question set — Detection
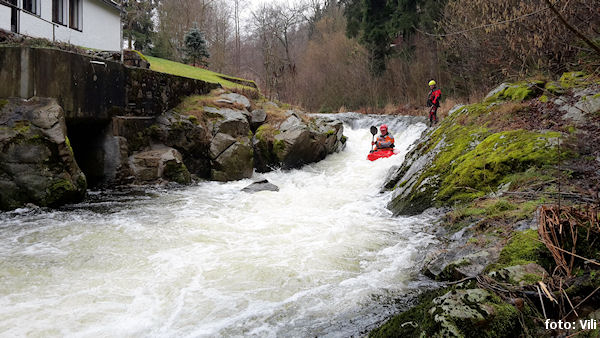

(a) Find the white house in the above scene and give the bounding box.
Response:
[0,0,121,51]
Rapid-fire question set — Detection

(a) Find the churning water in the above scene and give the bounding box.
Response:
[0,114,438,337]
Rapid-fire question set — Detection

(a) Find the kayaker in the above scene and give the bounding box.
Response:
[371,124,395,152]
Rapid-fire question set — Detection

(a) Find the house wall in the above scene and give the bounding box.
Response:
[0,6,11,32]
[0,0,121,51]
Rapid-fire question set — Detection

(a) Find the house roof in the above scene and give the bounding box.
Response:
[97,0,121,12]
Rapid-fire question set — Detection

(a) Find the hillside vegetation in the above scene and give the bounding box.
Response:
[373,72,600,337]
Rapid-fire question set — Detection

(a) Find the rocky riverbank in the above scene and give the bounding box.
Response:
[0,90,345,210]
[372,72,600,337]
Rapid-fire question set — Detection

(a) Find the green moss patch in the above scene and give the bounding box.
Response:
[487,81,544,102]
[559,71,589,89]
[488,230,552,272]
[437,129,559,203]
[255,124,280,143]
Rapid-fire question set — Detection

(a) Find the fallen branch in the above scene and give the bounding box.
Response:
[562,286,600,321]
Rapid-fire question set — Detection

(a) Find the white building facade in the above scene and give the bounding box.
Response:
[0,0,121,51]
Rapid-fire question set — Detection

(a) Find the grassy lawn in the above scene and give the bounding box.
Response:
[143,55,256,90]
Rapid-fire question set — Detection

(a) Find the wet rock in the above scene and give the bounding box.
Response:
[488,263,548,286]
[209,133,237,160]
[423,235,501,282]
[242,179,279,193]
[211,137,254,181]
[0,97,87,210]
[253,115,345,172]
[129,147,191,184]
[219,93,251,110]
[485,83,511,100]
[204,107,250,137]
[250,109,267,130]
[153,111,211,178]
[559,88,600,126]
[264,101,279,109]
[429,288,519,337]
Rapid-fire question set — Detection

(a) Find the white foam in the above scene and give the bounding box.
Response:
[0,118,437,337]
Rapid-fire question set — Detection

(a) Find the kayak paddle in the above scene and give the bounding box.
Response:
[370,126,377,152]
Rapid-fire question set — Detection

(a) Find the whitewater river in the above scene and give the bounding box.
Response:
[0,114,439,337]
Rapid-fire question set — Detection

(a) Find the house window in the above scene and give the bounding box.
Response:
[23,0,39,15]
[69,0,81,30]
[9,0,18,33]
[53,0,65,24]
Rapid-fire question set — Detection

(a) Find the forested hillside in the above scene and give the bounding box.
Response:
[124,0,599,112]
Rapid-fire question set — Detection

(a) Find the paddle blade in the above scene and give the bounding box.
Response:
[370,126,378,135]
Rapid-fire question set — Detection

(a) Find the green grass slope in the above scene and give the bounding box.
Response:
[143,54,256,90]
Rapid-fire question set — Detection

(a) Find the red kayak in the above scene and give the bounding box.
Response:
[367,149,396,161]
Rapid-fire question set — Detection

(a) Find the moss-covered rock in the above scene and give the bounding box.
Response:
[0,97,87,210]
[252,115,344,173]
[386,100,559,215]
[486,81,544,102]
[128,147,191,184]
[486,229,553,272]
[371,288,521,338]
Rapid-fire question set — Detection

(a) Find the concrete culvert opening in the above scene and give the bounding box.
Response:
[66,120,112,188]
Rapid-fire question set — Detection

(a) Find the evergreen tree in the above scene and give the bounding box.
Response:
[342,0,445,75]
[122,0,156,52]
[183,23,210,67]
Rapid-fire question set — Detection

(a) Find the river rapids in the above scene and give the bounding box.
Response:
[0,114,439,337]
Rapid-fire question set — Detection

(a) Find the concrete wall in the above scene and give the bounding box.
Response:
[0,0,121,51]
[0,46,220,122]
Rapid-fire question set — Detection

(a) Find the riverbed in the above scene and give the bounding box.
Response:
[0,114,438,337]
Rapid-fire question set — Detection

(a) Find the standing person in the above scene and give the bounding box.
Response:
[427,80,442,126]
[371,124,395,152]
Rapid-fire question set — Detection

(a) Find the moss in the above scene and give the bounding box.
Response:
[163,160,191,184]
[371,287,522,338]
[326,129,336,136]
[14,121,31,134]
[370,287,450,338]
[341,135,348,144]
[488,81,543,102]
[544,81,565,95]
[0,99,8,111]
[44,179,76,206]
[488,230,553,272]
[539,95,549,103]
[64,136,74,155]
[255,124,280,143]
[521,273,543,284]
[437,130,560,203]
[188,115,199,125]
[559,71,588,88]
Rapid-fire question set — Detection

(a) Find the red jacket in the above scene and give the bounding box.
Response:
[428,88,441,107]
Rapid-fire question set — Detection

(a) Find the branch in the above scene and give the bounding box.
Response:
[543,0,600,57]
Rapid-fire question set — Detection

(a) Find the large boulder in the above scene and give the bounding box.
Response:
[253,114,345,172]
[151,111,211,178]
[0,97,87,210]
[249,109,267,131]
[204,107,250,137]
[128,146,191,184]
[218,93,251,110]
[211,137,254,181]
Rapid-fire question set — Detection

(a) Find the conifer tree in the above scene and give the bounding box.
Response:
[184,23,210,67]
